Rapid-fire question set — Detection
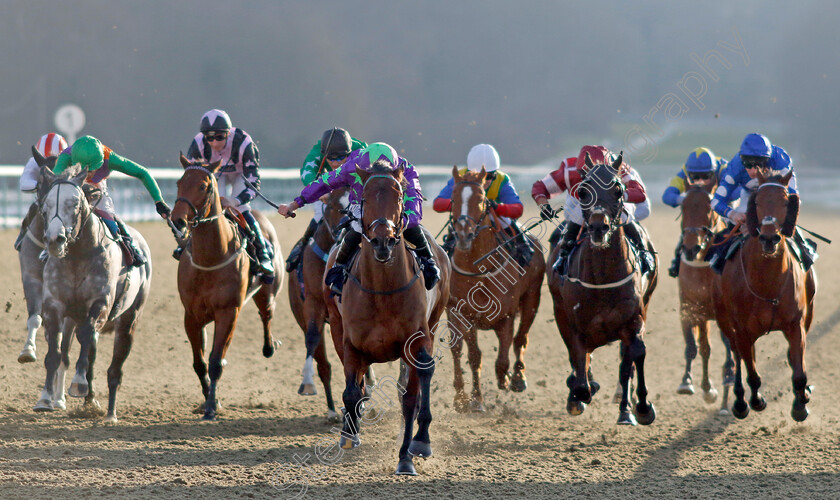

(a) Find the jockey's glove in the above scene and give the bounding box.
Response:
[156,201,172,219]
[540,204,557,220]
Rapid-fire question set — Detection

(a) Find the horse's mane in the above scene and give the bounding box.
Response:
[459,169,486,184]
[368,160,407,190]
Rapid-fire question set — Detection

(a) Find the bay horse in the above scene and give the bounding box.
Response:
[447,166,545,412]
[36,164,152,422]
[288,185,350,421]
[547,152,658,425]
[324,161,451,476]
[171,155,284,420]
[676,182,735,412]
[712,170,817,421]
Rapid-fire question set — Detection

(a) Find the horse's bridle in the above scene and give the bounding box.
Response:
[681,192,720,252]
[175,165,223,227]
[360,174,406,244]
[451,180,493,236]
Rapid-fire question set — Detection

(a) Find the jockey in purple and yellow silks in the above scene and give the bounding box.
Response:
[707,133,817,273]
[661,147,728,277]
[276,142,440,295]
[52,135,170,267]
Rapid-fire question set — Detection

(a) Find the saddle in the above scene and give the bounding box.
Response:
[224,211,275,277]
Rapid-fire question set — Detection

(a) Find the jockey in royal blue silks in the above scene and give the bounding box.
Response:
[707,133,817,273]
[662,147,728,277]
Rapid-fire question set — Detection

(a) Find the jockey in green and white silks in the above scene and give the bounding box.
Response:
[52,135,170,267]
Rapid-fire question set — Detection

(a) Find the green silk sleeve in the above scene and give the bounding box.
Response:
[107,152,164,203]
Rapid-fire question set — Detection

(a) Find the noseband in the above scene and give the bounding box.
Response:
[176,165,223,227]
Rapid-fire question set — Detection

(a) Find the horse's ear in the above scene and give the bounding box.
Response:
[208,160,223,174]
[781,170,793,187]
[356,168,370,185]
[31,145,48,168]
[781,193,799,237]
[611,151,624,172]
[479,166,487,182]
[746,192,760,237]
[756,167,767,185]
[179,153,191,168]
[584,152,595,170]
[452,165,460,181]
[70,167,88,187]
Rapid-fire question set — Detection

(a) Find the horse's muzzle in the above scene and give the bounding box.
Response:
[758,233,782,254]
[370,236,397,263]
[454,231,475,252]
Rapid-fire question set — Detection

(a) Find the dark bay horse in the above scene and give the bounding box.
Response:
[171,155,284,420]
[447,166,544,412]
[288,185,350,421]
[547,152,658,425]
[676,182,734,412]
[37,165,152,422]
[712,171,817,421]
[324,162,450,476]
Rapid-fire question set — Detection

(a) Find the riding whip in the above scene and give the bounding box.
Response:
[241,175,295,217]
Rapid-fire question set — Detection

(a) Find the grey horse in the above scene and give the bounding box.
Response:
[18,147,75,411]
[36,164,152,423]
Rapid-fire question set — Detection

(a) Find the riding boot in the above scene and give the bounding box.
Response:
[668,235,683,278]
[624,222,654,275]
[709,222,735,275]
[404,225,441,290]
[14,203,38,251]
[115,217,146,268]
[548,225,564,253]
[286,217,319,272]
[325,230,362,295]
[243,210,275,281]
[793,228,818,271]
[553,221,581,275]
[509,222,534,266]
[441,229,456,257]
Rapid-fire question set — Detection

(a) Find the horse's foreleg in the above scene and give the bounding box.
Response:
[18,274,42,363]
[742,343,765,412]
[185,314,209,409]
[678,312,698,395]
[569,340,591,406]
[630,335,656,425]
[52,321,75,410]
[787,324,809,422]
[731,350,749,419]
[204,307,240,421]
[494,317,514,391]
[617,342,636,425]
[396,354,421,476]
[69,300,107,399]
[34,304,62,411]
[313,330,336,421]
[698,320,718,403]
[254,285,279,358]
[511,284,540,393]
[465,326,485,412]
[409,346,435,459]
[339,344,364,450]
[450,323,468,413]
[105,312,138,423]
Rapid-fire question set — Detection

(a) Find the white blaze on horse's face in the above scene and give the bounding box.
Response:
[42,183,83,258]
[339,191,350,210]
[460,186,472,221]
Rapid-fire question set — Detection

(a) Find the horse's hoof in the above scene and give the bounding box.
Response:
[718,407,730,416]
[590,380,601,397]
[395,459,417,476]
[566,400,586,416]
[52,399,66,411]
[635,402,656,425]
[68,382,89,398]
[262,344,275,358]
[469,400,486,413]
[510,375,527,393]
[750,395,767,412]
[573,387,592,405]
[677,382,695,395]
[104,414,118,424]
[703,387,719,404]
[454,396,469,414]
[408,440,432,458]
[339,434,360,449]
[732,400,750,419]
[326,410,340,423]
[791,405,809,422]
[298,383,317,396]
[18,346,36,364]
[497,373,511,391]
[33,399,55,412]
[617,411,637,426]
[202,412,217,421]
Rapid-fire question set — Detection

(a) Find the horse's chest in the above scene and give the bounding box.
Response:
[572,296,640,332]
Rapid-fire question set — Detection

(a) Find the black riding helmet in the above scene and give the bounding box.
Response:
[200,109,232,133]
[320,127,352,160]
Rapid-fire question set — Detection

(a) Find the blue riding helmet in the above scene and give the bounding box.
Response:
[684,147,716,173]
[739,133,772,158]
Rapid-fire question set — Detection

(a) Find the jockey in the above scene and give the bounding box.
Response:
[709,132,816,273]
[662,147,728,277]
[432,143,533,266]
[51,135,171,267]
[285,127,367,272]
[177,109,274,279]
[276,142,441,295]
[14,133,68,251]
[532,145,652,275]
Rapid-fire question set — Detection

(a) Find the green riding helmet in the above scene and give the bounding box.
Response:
[70,135,105,170]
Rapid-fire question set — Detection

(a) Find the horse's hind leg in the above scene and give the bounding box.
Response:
[678,315,698,395]
[18,272,42,363]
[451,325,469,412]
[104,313,138,423]
[52,321,75,410]
[630,335,656,425]
[494,317,515,391]
[617,342,636,425]
[204,308,240,421]
[254,285,280,358]
[787,325,809,422]
[299,319,321,396]
[698,321,718,403]
[511,285,540,393]
[464,326,485,412]
[314,333,337,421]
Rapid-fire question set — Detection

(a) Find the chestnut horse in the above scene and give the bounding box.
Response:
[288,185,350,421]
[325,162,450,476]
[676,183,734,412]
[712,171,817,421]
[171,155,284,420]
[447,166,545,412]
[547,153,658,425]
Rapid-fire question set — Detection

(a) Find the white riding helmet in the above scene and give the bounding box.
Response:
[467,144,500,173]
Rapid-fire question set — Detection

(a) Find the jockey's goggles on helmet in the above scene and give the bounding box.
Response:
[204,131,229,142]
[327,152,349,161]
[688,172,712,181]
[741,155,768,170]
